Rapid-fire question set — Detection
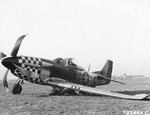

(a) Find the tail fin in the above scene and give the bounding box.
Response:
[93,60,125,85]
[93,60,113,78]
[101,60,113,79]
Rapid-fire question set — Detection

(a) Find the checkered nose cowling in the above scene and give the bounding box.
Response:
[14,56,42,83]
[18,56,42,69]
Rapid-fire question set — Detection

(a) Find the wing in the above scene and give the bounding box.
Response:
[47,81,149,100]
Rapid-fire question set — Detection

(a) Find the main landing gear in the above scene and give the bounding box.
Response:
[12,79,24,94]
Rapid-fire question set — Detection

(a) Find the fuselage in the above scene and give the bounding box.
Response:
[2,56,110,87]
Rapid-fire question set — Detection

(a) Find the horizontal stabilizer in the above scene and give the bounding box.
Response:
[97,75,126,85]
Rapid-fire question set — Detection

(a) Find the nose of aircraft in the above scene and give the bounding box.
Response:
[1,57,18,70]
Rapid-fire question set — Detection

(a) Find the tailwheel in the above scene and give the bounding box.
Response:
[12,79,23,94]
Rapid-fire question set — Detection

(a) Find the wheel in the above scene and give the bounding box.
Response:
[12,82,22,94]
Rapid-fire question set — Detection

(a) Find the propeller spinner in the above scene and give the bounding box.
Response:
[0,34,27,92]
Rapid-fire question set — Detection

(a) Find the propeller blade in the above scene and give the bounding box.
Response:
[3,69,9,92]
[0,52,6,60]
[11,34,28,57]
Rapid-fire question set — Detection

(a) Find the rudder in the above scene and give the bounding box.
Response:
[101,60,113,79]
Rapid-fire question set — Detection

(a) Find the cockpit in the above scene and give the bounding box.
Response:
[54,58,76,66]
[54,58,84,71]
[63,58,77,67]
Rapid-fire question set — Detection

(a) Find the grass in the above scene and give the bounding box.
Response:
[0,78,150,115]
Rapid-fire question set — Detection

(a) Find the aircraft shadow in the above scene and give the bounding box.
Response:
[37,90,150,96]
[116,90,150,95]
[115,90,150,101]
[36,90,150,100]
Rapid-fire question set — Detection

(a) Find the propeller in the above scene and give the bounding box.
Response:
[1,34,27,92]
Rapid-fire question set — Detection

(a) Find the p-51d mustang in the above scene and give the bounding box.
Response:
[0,35,149,100]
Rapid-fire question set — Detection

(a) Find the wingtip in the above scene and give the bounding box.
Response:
[134,94,149,100]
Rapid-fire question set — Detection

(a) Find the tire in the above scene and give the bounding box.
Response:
[12,83,22,94]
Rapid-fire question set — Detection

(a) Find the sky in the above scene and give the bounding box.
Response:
[0,0,150,79]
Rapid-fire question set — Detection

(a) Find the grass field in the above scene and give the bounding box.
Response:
[0,78,150,115]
